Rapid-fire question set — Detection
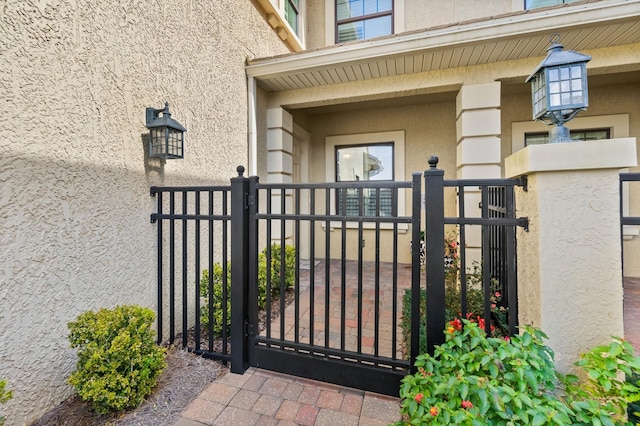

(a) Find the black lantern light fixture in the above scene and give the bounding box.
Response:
[145,102,186,159]
[525,34,591,143]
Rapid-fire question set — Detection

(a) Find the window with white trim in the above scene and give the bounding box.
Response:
[326,130,406,227]
[336,143,394,216]
[336,0,393,43]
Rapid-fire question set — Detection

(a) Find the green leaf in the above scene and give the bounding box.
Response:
[531,412,547,426]
[460,382,469,400]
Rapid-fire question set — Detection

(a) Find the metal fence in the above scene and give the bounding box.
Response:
[150,158,528,395]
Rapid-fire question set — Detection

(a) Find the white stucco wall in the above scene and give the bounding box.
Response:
[0,1,287,424]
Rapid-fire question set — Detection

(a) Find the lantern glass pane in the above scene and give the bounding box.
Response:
[549,81,560,94]
[561,80,570,92]
[571,65,582,78]
[571,79,582,91]
[548,68,559,81]
[572,91,583,104]
[550,94,561,106]
[561,93,571,104]
[560,67,570,80]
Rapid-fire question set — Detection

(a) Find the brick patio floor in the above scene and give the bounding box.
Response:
[175,271,640,426]
[176,367,401,426]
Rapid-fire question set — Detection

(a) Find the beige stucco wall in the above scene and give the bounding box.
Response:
[0,1,287,424]
[507,139,635,372]
[404,0,517,33]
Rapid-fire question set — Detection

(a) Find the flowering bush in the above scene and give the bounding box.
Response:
[396,320,640,425]
[401,234,507,356]
[397,320,570,425]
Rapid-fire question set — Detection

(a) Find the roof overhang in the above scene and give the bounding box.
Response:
[246,0,640,93]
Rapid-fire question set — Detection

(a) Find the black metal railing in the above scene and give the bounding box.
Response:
[150,159,527,395]
[621,173,640,279]
[424,156,528,354]
[150,185,234,363]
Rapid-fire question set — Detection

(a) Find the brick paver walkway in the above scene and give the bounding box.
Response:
[176,368,401,426]
[176,273,639,426]
[268,259,413,359]
[624,277,640,352]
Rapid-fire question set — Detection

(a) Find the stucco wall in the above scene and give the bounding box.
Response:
[0,1,287,424]
[404,0,516,33]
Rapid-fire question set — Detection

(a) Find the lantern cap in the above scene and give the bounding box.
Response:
[145,102,186,132]
[525,35,591,83]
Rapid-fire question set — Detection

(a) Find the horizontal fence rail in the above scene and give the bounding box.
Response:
[150,185,233,362]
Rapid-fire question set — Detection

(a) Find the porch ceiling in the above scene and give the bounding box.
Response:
[246,0,640,93]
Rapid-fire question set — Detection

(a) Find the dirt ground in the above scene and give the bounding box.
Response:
[31,344,225,426]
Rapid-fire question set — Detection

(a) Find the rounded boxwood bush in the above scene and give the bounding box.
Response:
[67,305,166,414]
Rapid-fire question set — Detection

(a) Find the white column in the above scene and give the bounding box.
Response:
[266,107,294,243]
[456,82,502,265]
[505,138,637,373]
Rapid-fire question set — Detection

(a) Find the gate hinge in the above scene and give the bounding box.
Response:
[247,194,255,207]
[244,320,254,337]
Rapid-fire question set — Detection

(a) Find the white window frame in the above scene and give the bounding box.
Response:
[325,0,404,46]
[325,130,407,231]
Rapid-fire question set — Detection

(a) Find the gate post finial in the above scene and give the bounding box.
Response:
[237,165,245,176]
[428,155,439,169]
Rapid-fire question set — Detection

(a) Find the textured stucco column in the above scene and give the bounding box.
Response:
[266,107,294,242]
[456,82,502,263]
[505,138,637,373]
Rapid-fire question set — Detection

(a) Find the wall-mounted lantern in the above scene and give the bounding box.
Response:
[525,34,591,143]
[145,102,186,159]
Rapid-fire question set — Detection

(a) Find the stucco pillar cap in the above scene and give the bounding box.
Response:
[505,138,637,178]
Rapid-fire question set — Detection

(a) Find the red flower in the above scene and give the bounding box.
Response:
[448,318,463,331]
[429,406,439,416]
[461,400,473,409]
[414,393,424,403]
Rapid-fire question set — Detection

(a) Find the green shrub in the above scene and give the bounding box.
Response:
[562,337,640,425]
[199,243,297,335]
[257,243,296,307]
[199,261,232,337]
[0,379,12,426]
[67,305,166,414]
[396,320,640,425]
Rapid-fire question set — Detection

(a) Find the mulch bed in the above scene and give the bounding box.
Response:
[31,290,294,425]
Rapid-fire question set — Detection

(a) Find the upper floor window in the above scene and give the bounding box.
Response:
[525,0,581,9]
[336,0,393,43]
[524,128,610,146]
[285,0,300,34]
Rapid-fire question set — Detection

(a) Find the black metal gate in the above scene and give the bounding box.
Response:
[150,158,527,396]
